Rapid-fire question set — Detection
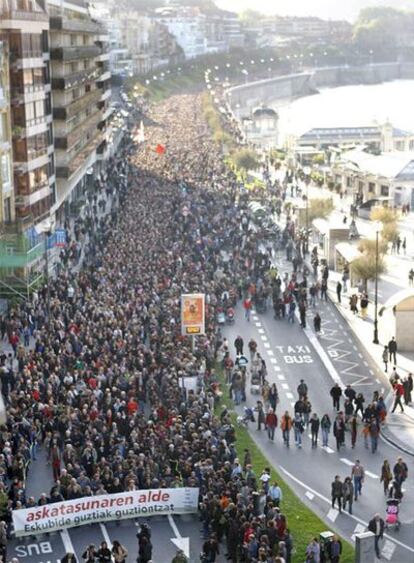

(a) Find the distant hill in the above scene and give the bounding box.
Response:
[216,0,413,22]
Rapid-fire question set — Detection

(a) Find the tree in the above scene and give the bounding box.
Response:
[232,149,260,173]
[307,198,334,223]
[370,207,399,244]
[352,253,386,292]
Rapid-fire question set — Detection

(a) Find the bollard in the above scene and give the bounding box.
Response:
[355,531,376,563]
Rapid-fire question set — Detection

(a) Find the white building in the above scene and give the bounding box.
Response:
[155,7,207,59]
[332,147,414,209]
[242,106,278,150]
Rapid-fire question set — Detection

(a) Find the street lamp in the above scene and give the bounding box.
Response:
[303,165,311,254]
[373,221,383,344]
[36,218,55,330]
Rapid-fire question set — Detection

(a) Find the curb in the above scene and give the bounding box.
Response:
[380,426,414,457]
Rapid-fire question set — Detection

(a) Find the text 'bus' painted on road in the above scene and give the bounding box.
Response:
[275,345,314,364]
[15,541,53,557]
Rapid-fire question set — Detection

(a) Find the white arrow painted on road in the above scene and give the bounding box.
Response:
[168,514,190,558]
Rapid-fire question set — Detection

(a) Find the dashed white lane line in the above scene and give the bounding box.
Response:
[263,342,270,348]
[278,374,285,380]
[340,458,354,466]
[305,491,314,500]
[363,360,368,367]
[252,315,259,321]
[290,402,295,408]
[270,357,277,364]
[255,321,262,327]
[358,352,363,358]
[327,508,339,522]
[382,539,396,561]
[376,378,380,384]
[351,523,366,542]
[273,366,281,371]
[258,328,265,334]
[282,383,289,390]
[279,466,414,555]
[340,459,379,478]
[286,392,294,399]
[348,338,353,344]
[260,335,268,341]
[267,350,274,356]
[370,369,375,376]
[325,446,335,454]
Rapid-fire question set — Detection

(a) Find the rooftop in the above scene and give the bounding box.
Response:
[340,148,414,180]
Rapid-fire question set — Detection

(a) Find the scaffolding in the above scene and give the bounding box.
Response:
[0,231,45,301]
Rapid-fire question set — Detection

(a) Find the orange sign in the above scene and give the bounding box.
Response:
[181,294,205,336]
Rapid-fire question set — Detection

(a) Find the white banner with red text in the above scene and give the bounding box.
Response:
[13,487,199,537]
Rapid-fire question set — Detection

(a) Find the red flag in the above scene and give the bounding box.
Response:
[155,143,166,154]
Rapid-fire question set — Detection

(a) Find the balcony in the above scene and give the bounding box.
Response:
[11,83,46,103]
[12,116,48,139]
[50,45,101,62]
[10,50,44,70]
[51,68,100,90]
[50,16,101,34]
[53,88,101,120]
[54,109,101,150]
[0,9,48,23]
[56,129,103,179]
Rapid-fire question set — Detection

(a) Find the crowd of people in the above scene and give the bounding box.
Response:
[0,93,317,563]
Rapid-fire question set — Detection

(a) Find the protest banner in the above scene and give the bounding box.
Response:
[13,487,199,537]
[181,293,205,336]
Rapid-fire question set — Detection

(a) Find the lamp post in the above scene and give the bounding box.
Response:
[303,165,311,254]
[37,219,55,330]
[373,222,382,344]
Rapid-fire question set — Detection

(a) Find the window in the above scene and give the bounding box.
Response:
[368,182,375,193]
[381,185,389,196]
[1,153,11,186]
[3,197,11,223]
[0,113,7,143]
[409,140,414,151]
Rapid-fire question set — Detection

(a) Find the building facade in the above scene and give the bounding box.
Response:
[47,0,108,222]
[0,0,55,230]
[0,39,14,230]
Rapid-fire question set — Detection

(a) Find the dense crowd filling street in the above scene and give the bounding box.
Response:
[0,91,412,563]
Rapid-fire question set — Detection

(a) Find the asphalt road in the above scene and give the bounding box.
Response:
[8,512,204,563]
[222,261,414,561]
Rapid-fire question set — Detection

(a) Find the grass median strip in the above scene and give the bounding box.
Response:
[215,370,355,562]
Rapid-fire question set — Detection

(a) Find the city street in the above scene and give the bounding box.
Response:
[222,251,414,562]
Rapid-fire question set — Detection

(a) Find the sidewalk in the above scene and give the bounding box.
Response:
[325,274,414,457]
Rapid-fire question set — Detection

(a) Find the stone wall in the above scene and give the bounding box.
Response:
[227,62,413,114]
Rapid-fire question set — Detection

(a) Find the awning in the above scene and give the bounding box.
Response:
[335,242,362,263]
[379,289,414,315]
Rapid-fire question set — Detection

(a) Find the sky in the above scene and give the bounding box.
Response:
[215,0,412,22]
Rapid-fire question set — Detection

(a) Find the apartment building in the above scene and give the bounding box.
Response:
[48,0,108,222]
[0,0,55,231]
[0,39,14,231]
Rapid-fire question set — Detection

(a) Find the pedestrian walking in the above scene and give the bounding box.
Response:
[248,338,257,361]
[393,457,408,488]
[265,408,278,441]
[351,460,365,500]
[256,400,265,431]
[313,312,321,335]
[297,379,308,401]
[391,381,405,413]
[327,535,342,563]
[321,413,331,447]
[409,268,414,287]
[293,413,305,448]
[350,415,358,448]
[330,383,342,411]
[354,392,365,417]
[331,475,343,512]
[342,477,354,514]
[382,345,389,373]
[112,541,128,563]
[243,296,252,321]
[336,281,342,303]
[310,413,320,447]
[234,335,244,356]
[333,413,345,451]
[403,373,413,405]
[368,514,384,559]
[369,418,380,453]
[388,337,397,365]
[380,460,393,495]
[320,279,328,301]
[61,554,77,563]
[280,411,292,447]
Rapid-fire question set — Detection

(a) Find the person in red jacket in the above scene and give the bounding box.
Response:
[265,408,278,441]
[391,382,405,413]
